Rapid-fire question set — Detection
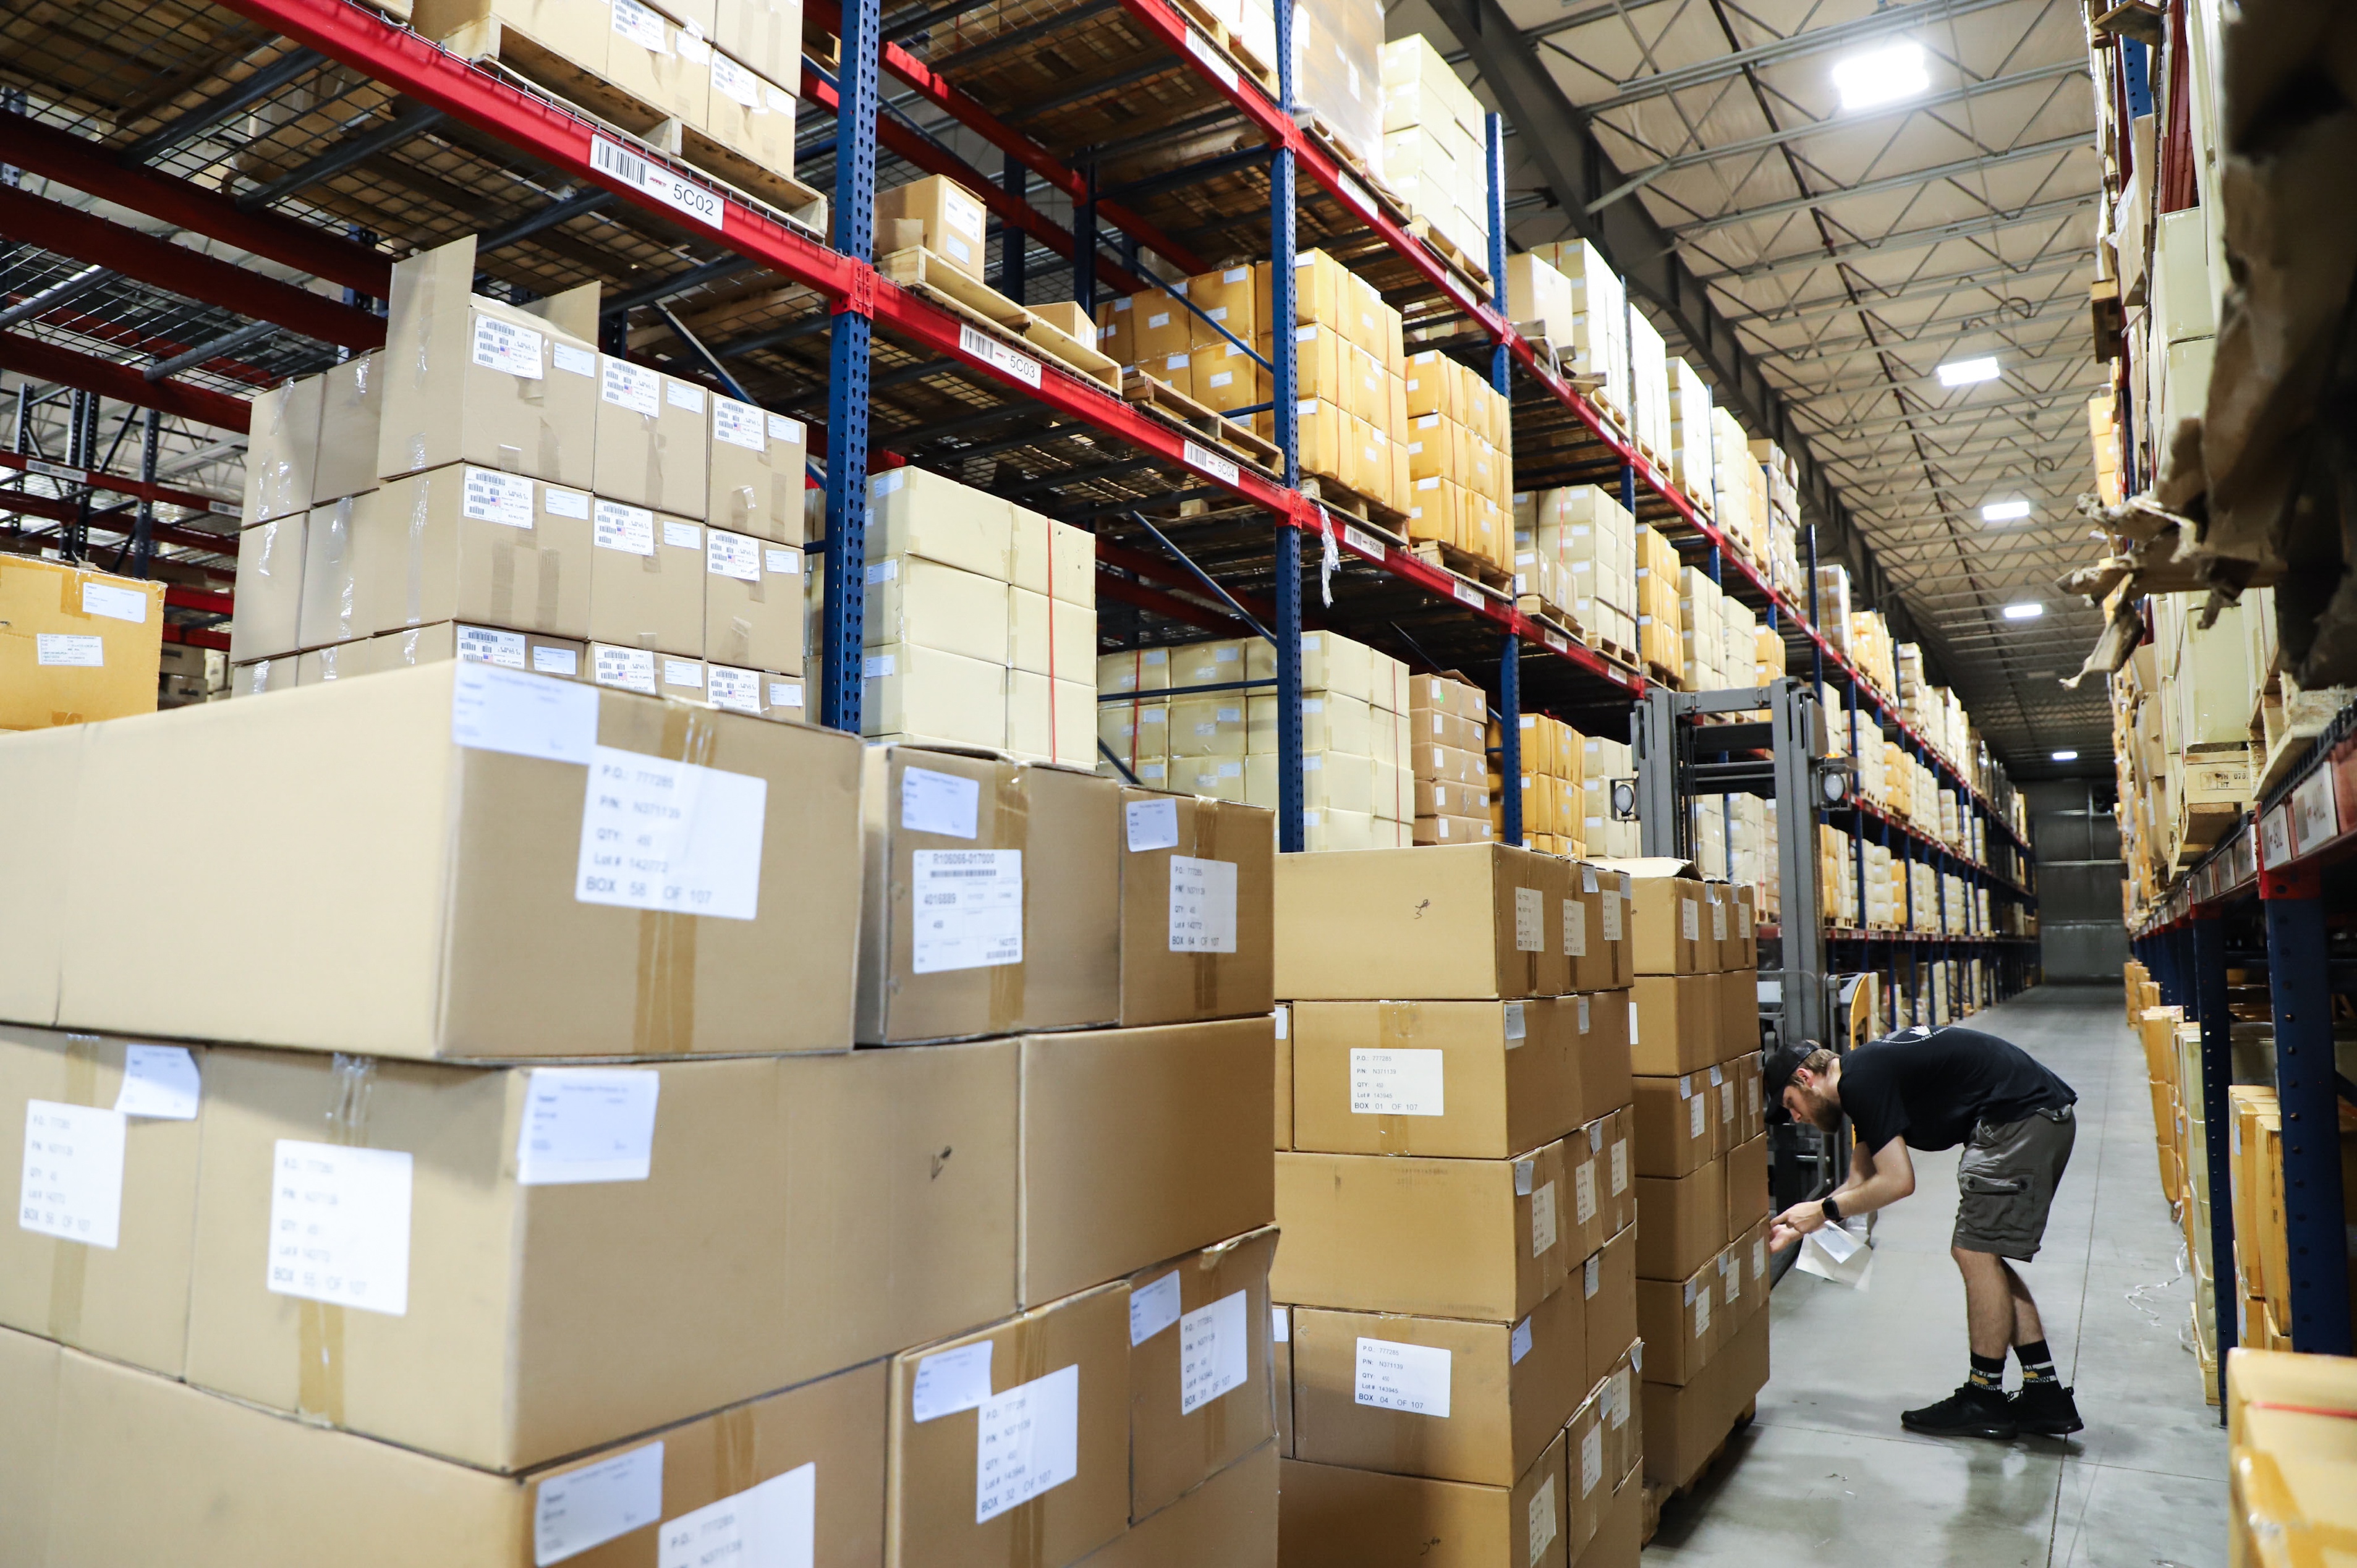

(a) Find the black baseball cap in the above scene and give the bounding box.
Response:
[1764,1038,1821,1093]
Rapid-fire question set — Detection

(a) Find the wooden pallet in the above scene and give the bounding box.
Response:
[881,247,1125,392]
[1513,596,1586,643]
[1121,368,1283,470]
[1410,536,1513,591]
[1646,658,1682,689]
[1641,1401,1758,1545]
[1165,0,1279,91]
[1587,634,1640,672]
[1406,214,1492,291]
[1299,472,1410,532]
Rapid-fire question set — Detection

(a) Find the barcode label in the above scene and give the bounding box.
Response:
[25,459,81,481]
[1183,439,1240,487]
[1342,524,1385,560]
[1453,580,1484,608]
[1542,631,1568,652]
[590,135,724,230]
[1184,28,1239,90]
[958,324,1042,388]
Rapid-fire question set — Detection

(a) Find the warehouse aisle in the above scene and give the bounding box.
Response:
[1647,985,2226,1567]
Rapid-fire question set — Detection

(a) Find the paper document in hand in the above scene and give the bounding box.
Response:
[1794,1222,1874,1290]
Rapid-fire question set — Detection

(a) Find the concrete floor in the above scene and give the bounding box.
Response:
[1650,983,2226,1568]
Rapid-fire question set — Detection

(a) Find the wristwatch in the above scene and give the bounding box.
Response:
[1820,1195,1843,1224]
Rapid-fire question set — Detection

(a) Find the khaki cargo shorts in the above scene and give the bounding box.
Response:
[1953,1106,2075,1260]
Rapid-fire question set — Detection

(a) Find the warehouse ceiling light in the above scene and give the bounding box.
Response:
[1981,499,2032,522]
[1832,41,1932,112]
[2051,749,2079,761]
[2002,601,2044,619]
[1938,356,2002,386]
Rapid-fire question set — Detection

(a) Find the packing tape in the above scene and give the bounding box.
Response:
[537,546,563,631]
[297,1053,380,1427]
[535,412,560,473]
[1009,1316,1048,1568]
[45,1035,102,1343]
[1189,802,1221,1019]
[632,701,717,1055]
[490,524,517,625]
[711,1403,758,1502]
[730,482,757,533]
[646,423,666,505]
[405,483,429,628]
[54,567,91,621]
[326,498,356,643]
[987,765,1030,1035]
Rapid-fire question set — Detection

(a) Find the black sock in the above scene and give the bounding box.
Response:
[1968,1351,2006,1391]
[2015,1339,2056,1384]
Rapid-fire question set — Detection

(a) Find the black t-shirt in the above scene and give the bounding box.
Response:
[1838,1026,2076,1152]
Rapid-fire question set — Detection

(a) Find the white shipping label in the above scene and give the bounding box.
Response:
[1611,1139,1628,1195]
[18,1101,125,1248]
[1503,1001,1526,1042]
[1528,1475,1559,1567]
[1689,1093,1706,1140]
[911,1341,993,1422]
[658,1463,815,1568]
[1272,1305,1289,1344]
[1574,1159,1597,1224]
[901,766,980,839]
[910,850,1023,973]
[516,1069,661,1185]
[266,1140,412,1315]
[114,1045,201,1120]
[714,397,768,451]
[1584,1253,1600,1299]
[610,0,669,49]
[1349,1048,1444,1117]
[595,645,658,693]
[1581,1425,1603,1496]
[1514,887,1544,952]
[34,634,101,667]
[544,485,591,519]
[1609,1368,1631,1425]
[1721,1081,1735,1125]
[1531,1180,1558,1255]
[1273,1005,1288,1041]
[472,314,545,378]
[1681,897,1699,941]
[1126,797,1181,852]
[1628,1000,1639,1044]
[1753,1237,1767,1279]
[1130,1271,1183,1345]
[768,413,803,442]
[1564,897,1586,957]
[458,627,529,669]
[1578,996,1590,1034]
[551,342,597,377]
[1581,865,1597,893]
[535,1443,664,1566]
[594,500,656,556]
[1692,1283,1711,1338]
[1354,1337,1451,1417]
[706,529,762,582]
[665,380,704,413]
[1510,1317,1533,1364]
[944,191,987,240]
[768,680,802,710]
[451,663,598,762]
[706,667,761,713]
[1169,856,1238,954]
[1711,895,1728,940]
[975,1365,1081,1523]
[1601,889,1623,941]
[764,548,801,575]
[709,50,761,108]
[575,746,769,921]
[464,465,537,528]
[602,356,663,416]
[661,521,702,549]
[80,581,148,623]
[1179,1290,1249,1413]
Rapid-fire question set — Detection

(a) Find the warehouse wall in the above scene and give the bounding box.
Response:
[2025,779,2130,981]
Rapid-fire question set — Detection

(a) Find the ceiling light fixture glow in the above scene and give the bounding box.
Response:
[1832,41,1932,112]
[2002,602,2044,620]
[2051,750,2079,762]
[1939,356,2002,387]
[1981,499,2032,522]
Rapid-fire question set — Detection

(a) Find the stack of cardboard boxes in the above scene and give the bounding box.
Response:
[1516,485,1637,656]
[1412,672,1495,847]
[1676,564,1725,693]
[1405,349,1515,570]
[1509,243,1630,423]
[861,465,1098,768]
[1579,735,1642,861]
[0,664,1283,1566]
[1633,527,1683,680]
[1380,36,1494,277]
[1709,409,1765,565]
[1613,864,1772,1491]
[1488,711,1589,855]
[0,556,166,731]
[231,236,812,723]
[1272,845,1647,1568]
[1624,309,1670,466]
[1666,360,1714,511]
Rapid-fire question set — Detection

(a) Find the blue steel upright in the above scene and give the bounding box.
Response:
[2189,909,2238,1415]
[1485,112,1519,845]
[820,0,883,734]
[1271,0,1303,854]
[2260,862,2354,1354]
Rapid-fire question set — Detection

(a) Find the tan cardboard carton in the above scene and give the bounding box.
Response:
[1598,1108,1637,1238]
[243,373,321,524]
[1579,1224,1638,1392]
[1703,1060,1741,1158]
[1275,844,1569,1000]
[296,492,374,652]
[1272,1142,1568,1322]
[1289,998,1578,1159]
[312,350,383,505]
[1276,1438,1569,1568]
[864,555,1009,663]
[353,464,594,641]
[876,174,992,278]
[1273,1307,1294,1455]
[1612,862,1701,975]
[1020,1018,1274,1306]
[1292,1287,1582,1486]
[1274,1006,1293,1150]
[1564,1383,1608,1560]
[1566,862,1621,991]
[707,663,808,721]
[1125,1228,1278,1522]
[0,1027,203,1375]
[704,527,805,672]
[1634,1260,1719,1388]
[10,663,862,1057]
[1009,586,1096,681]
[594,357,708,517]
[8,1323,888,1567]
[1117,791,1276,1027]
[856,747,1120,1043]
[715,0,801,82]
[1725,1132,1769,1235]
[886,1282,1132,1568]
[703,48,797,176]
[605,0,708,124]
[360,617,587,681]
[230,510,305,663]
[1631,1073,1715,1178]
[1574,990,1633,1126]
[1078,1439,1278,1567]
[709,396,807,542]
[0,557,164,729]
[1006,669,1097,769]
[1629,974,1718,1077]
[1719,967,1758,1062]
[1722,1307,1769,1415]
[1635,1158,1726,1281]
[588,502,706,658]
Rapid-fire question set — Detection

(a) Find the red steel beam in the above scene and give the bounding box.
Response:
[0,450,240,519]
[0,184,384,352]
[0,333,251,430]
[0,108,393,297]
[165,622,234,650]
[800,66,1150,298]
[0,486,243,564]
[1094,572,1243,635]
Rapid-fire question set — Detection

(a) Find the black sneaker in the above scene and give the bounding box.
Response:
[2010,1379,2084,1436]
[1900,1384,2018,1439]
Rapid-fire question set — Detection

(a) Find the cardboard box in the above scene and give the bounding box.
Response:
[244,373,321,523]
[1635,1158,1726,1281]
[862,555,1011,662]
[230,511,306,664]
[1289,999,1581,1159]
[861,643,1009,748]
[1009,586,1096,679]
[705,527,805,673]
[1117,791,1276,1027]
[1724,1133,1769,1234]
[587,504,707,658]
[1007,669,1098,769]
[0,557,164,730]
[1273,1143,1567,1322]
[1631,1073,1715,1178]
[1079,1438,1277,1567]
[594,358,709,517]
[1620,865,1702,975]
[1586,1470,1644,1568]
[1274,1006,1294,1150]
[703,48,797,177]
[715,0,801,83]
[1276,845,1569,1000]
[1574,991,1633,1126]
[1563,1383,1608,1560]
[1126,1228,1278,1521]
[1276,1439,1569,1568]
[709,397,807,542]
[181,1041,1013,1470]
[312,350,383,505]
[886,1282,1131,1568]
[1704,1061,1743,1155]
[877,174,992,278]
[0,1026,204,1375]
[1579,1226,1637,1393]
[606,0,708,124]
[856,746,1119,1043]
[1718,967,1757,1061]
[865,467,1014,580]
[1720,1310,1769,1418]
[296,493,368,650]
[1,1325,886,1568]
[352,465,595,641]
[1629,975,1718,1077]
[1293,1286,1582,1486]
[1020,1019,1275,1306]
[1634,1261,1719,1388]
[6,663,863,1057]
[373,237,598,489]
[1566,863,1624,991]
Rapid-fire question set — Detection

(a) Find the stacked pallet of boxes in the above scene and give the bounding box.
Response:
[1516,485,1638,661]
[1414,672,1496,847]
[1490,713,1588,855]
[1819,826,1859,927]
[1812,564,1852,663]
[1665,360,1714,515]
[1634,528,1683,682]
[0,666,1286,1564]
[1506,244,1628,427]
[1613,863,1772,1496]
[1709,410,1764,566]
[0,555,165,731]
[1748,441,1798,574]
[1380,37,1493,278]
[2088,392,2125,507]
[1678,566,1726,693]
[1580,735,1643,861]
[1272,846,1646,1567]
[231,236,814,726]
[1405,350,1516,572]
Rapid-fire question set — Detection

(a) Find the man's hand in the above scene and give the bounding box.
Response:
[1767,1200,1829,1252]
